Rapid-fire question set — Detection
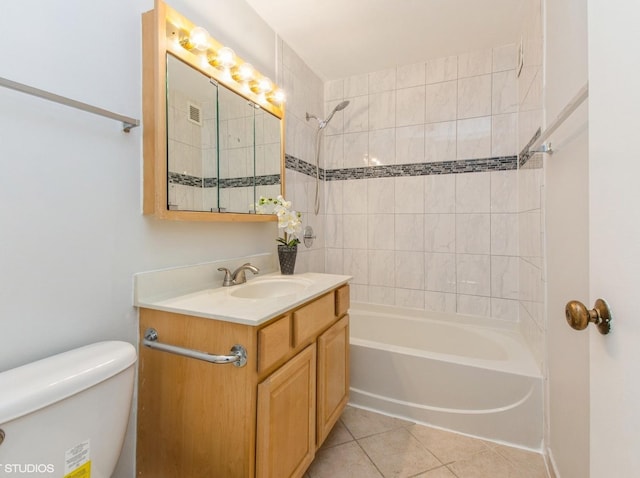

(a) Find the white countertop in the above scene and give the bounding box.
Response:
[135,271,352,326]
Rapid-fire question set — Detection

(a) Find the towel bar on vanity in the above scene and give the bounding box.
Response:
[143,328,247,367]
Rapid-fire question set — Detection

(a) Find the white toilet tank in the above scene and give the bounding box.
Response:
[0,341,136,478]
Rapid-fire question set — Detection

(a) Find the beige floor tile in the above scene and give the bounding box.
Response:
[306,441,384,478]
[306,408,549,478]
[320,420,354,449]
[413,466,458,478]
[407,424,491,464]
[493,445,548,478]
[447,449,514,478]
[358,427,442,478]
[341,406,413,439]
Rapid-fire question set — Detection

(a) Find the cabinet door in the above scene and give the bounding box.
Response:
[137,309,256,478]
[316,315,350,447]
[256,344,316,478]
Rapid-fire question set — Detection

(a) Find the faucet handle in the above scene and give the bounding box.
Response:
[217,267,233,287]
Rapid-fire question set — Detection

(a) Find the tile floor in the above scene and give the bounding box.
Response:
[304,406,549,478]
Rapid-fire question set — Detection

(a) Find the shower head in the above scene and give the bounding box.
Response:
[335,100,350,111]
[324,100,350,126]
[305,100,350,130]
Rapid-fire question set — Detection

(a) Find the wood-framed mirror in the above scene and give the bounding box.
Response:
[142,0,285,221]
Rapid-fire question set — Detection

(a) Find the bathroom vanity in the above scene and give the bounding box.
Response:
[135,265,350,478]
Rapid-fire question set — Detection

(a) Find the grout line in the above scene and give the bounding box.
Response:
[352,438,386,478]
[444,463,463,478]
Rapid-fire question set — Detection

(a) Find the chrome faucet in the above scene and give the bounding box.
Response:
[218,263,259,286]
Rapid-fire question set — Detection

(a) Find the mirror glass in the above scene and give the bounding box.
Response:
[166,54,219,212]
[218,83,256,213]
[166,53,282,214]
[255,107,283,206]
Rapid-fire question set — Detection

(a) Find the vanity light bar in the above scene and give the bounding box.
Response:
[174,20,285,107]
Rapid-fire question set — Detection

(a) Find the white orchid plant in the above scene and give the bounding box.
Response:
[256,195,302,247]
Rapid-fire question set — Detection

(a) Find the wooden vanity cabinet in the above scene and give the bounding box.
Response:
[256,344,316,478]
[137,284,350,478]
[316,315,349,447]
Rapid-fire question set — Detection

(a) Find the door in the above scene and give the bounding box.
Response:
[547,2,640,477]
[587,2,640,476]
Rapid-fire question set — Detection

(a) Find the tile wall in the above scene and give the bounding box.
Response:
[280,41,326,272]
[315,44,521,319]
[280,34,546,329]
[517,0,545,368]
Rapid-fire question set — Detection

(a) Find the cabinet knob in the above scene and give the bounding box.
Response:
[565,298,612,335]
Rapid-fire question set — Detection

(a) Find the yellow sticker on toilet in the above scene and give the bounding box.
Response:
[64,440,91,478]
[64,460,91,478]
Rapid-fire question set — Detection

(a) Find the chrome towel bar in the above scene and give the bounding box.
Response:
[143,328,247,367]
[528,82,588,155]
[0,76,140,133]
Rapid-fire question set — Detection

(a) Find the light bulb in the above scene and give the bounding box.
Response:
[209,46,236,69]
[268,88,286,105]
[251,76,273,94]
[188,26,210,51]
[232,63,255,82]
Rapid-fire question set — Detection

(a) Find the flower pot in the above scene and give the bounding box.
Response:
[277,244,298,275]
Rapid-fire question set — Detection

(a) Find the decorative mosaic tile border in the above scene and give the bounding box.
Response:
[285,154,517,181]
[285,155,324,179]
[169,172,204,187]
[254,174,280,186]
[169,172,280,188]
[169,150,524,189]
[519,127,542,167]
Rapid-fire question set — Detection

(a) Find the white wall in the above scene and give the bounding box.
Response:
[543,0,590,476]
[544,108,590,478]
[0,1,289,476]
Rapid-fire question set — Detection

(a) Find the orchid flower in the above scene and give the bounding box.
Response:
[255,195,302,247]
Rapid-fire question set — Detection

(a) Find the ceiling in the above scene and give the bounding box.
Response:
[245,0,527,80]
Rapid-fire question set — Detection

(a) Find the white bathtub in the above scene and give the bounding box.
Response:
[348,302,543,450]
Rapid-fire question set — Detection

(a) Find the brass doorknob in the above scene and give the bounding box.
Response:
[565,298,612,335]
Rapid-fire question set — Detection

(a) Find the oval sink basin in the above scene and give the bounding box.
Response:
[230,278,311,299]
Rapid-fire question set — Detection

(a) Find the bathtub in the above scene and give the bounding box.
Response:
[348,302,543,450]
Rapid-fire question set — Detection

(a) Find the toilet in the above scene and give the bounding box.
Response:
[0,341,136,477]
